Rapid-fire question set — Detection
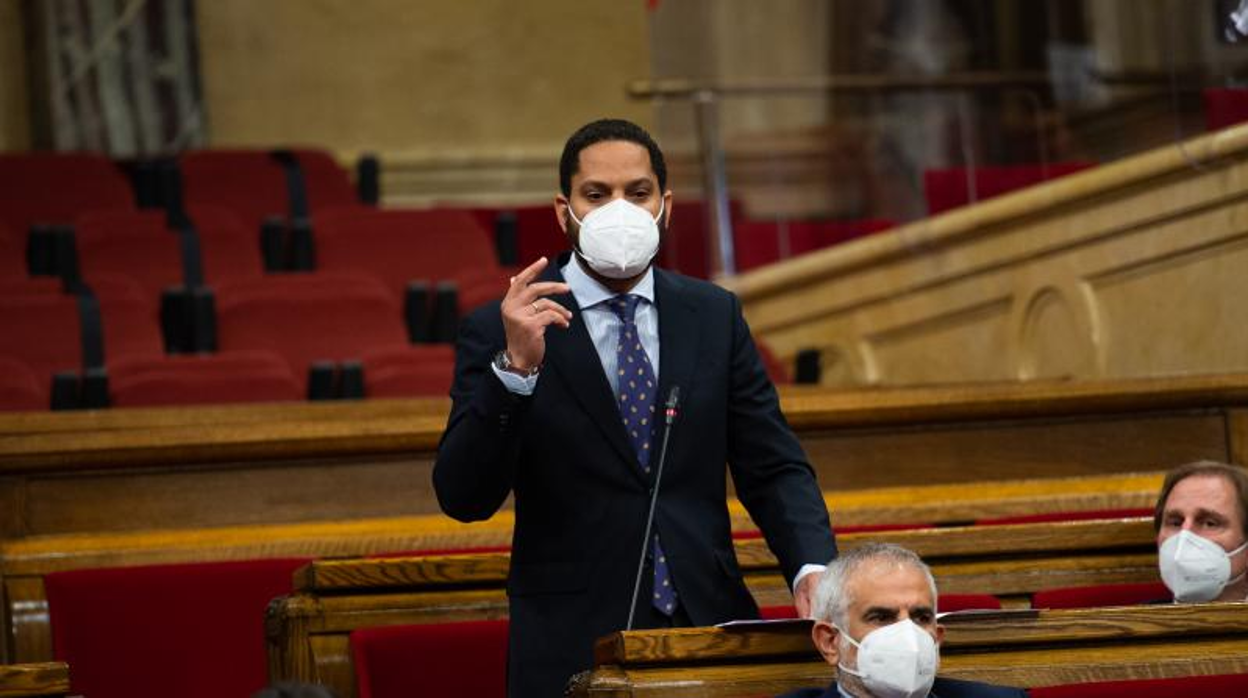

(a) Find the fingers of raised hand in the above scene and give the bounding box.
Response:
[525,298,572,327]
[506,257,549,296]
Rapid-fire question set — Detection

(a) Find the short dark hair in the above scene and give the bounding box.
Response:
[1153,460,1248,538]
[559,118,667,197]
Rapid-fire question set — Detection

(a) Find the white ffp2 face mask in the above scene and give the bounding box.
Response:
[836,618,939,698]
[1159,529,1248,603]
[567,197,663,279]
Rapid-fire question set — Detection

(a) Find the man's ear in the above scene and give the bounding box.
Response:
[554,195,570,235]
[661,190,673,227]
[934,622,946,646]
[811,620,840,667]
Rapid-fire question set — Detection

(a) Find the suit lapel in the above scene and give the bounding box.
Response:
[541,260,641,473]
[655,269,700,426]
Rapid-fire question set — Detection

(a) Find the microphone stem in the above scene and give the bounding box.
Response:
[626,408,677,631]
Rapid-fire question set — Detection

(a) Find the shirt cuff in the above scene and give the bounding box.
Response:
[793,563,827,594]
[491,362,539,395]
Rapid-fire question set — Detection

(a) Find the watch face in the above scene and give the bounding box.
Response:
[496,350,536,376]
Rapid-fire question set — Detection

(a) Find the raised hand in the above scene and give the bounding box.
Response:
[500,257,573,371]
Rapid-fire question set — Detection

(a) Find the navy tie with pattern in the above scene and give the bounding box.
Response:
[606,294,678,617]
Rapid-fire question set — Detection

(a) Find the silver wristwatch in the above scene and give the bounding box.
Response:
[494,350,541,377]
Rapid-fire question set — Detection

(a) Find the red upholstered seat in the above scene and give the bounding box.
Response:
[214,272,407,390]
[734,218,894,272]
[512,204,569,266]
[0,222,24,277]
[360,344,456,398]
[938,593,1003,612]
[75,205,263,299]
[315,208,509,314]
[660,199,748,279]
[181,148,358,232]
[1031,582,1170,610]
[109,351,302,407]
[351,619,510,698]
[1029,673,1248,697]
[759,604,799,620]
[1204,88,1248,132]
[923,162,1095,215]
[45,557,312,698]
[0,152,135,234]
[0,275,160,405]
[90,274,164,363]
[0,289,83,382]
[0,354,45,411]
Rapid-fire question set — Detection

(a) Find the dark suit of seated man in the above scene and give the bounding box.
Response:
[778,543,1027,698]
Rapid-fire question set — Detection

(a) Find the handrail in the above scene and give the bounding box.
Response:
[628,69,1216,100]
[628,71,1054,100]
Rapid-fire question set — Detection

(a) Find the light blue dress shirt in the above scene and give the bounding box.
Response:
[490,255,823,594]
[492,255,657,394]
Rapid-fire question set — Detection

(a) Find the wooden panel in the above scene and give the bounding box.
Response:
[595,604,1248,666]
[1091,228,1248,377]
[805,471,1162,526]
[0,397,449,437]
[800,411,1227,490]
[571,640,1248,696]
[266,518,1160,697]
[0,413,445,474]
[196,1,648,158]
[3,578,49,664]
[728,123,1248,387]
[1228,408,1248,466]
[2,373,1231,539]
[0,0,30,153]
[20,454,437,535]
[0,472,1159,665]
[297,518,1155,592]
[0,662,69,698]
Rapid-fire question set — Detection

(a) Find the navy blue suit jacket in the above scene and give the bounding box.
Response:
[777,677,1029,698]
[433,256,837,696]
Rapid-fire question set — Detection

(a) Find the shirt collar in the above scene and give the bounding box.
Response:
[561,254,655,310]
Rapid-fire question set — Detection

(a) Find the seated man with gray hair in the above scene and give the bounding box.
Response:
[779,543,1026,698]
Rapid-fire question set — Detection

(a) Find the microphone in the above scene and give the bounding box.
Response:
[626,386,681,631]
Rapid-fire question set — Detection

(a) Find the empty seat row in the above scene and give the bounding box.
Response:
[0,273,457,411]
[8,205,509,347]
[0,148,367,240]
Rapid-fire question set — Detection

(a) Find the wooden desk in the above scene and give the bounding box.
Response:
[571,603,1248,696]
[0,662,69,697]
[267,517,1159,697]
[1,373,1241,541]
[0,471,1161,665]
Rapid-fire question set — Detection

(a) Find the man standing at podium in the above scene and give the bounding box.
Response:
[434,118,837,696]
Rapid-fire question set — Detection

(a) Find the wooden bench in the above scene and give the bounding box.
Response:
[0,471,1161,665]
[570,603,1248,696]
[0,662,69,698]
[1,373,1243,541]
[266,517,1159,697]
